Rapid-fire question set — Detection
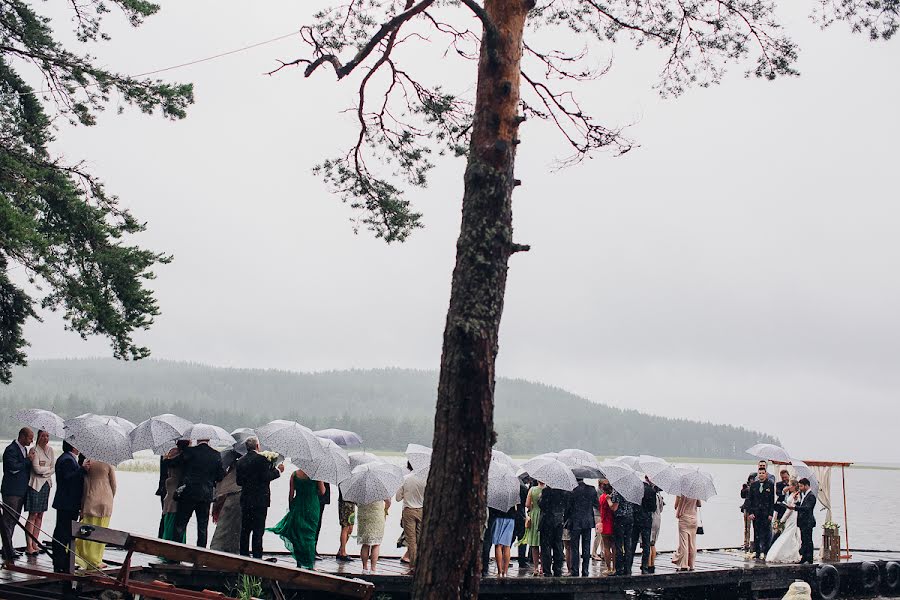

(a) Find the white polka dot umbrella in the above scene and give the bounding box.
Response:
[558,448,601,469]
[338,462,405,505]
[64,417,133,466]
[405,443,432,475]
[13,408,66,438]
[293,438,352,486]
[256,420,326,463]
[520,456,577,491]
[599,460,645,504]
[349,452,383,470]
[487,462,521,511]
[129,414,193,452]
[491,449,518,470]
[670,466,717,501]
[182,423,236,447]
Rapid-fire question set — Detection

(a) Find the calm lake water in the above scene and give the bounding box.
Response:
[9,457,899,557]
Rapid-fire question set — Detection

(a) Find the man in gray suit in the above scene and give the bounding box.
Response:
[2,428,34,565]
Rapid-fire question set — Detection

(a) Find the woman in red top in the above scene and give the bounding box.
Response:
[596,481,615,575]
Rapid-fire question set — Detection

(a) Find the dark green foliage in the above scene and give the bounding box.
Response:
[0,0,193,382]
[0,359,779,457]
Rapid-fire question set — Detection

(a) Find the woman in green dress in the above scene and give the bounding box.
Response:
[524,481,544,576]
[268,468,325,569]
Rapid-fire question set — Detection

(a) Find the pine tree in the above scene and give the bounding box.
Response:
[0,1,193,383]
[277,1,895,597]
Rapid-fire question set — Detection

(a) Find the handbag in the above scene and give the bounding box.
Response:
[173,484,187,501]
[696,507,705,535]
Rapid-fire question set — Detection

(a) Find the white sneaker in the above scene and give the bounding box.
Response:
[760,554,766,561]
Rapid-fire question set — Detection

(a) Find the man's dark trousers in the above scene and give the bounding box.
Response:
[1,495,23,561]
[52,509,78,572]
[630,513,652,572]
[540,521,565,576]
[174,499,211,548]
[799,525,814,564]
[613,515,634,576]
[752,516,772,557]
[569,527,592,576]
[240,505,268,559]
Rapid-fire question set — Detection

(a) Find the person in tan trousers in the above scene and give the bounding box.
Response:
[395,462,426,570]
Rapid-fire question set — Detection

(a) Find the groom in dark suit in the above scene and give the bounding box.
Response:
[787,478,817,564]
[1,428,33,565]
[747,466,775,560]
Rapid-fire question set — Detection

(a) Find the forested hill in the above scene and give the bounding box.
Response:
[0,359,777,457]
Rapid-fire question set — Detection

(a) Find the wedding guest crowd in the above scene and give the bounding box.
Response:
[1,430,821,580]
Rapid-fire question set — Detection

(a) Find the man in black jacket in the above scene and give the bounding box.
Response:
[786,478,817,564]
[630,479,658,574]
[539,486,570,577]
[235,437,283,558]
[51,441,87,573]
[565,479,599,576]
[1,428,33,565]
[167,439,226,548]
[747,466,775,560]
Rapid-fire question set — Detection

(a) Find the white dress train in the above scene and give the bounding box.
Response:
[767,496,801,563]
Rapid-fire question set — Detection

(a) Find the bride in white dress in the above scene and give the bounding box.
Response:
[767,480,801,563]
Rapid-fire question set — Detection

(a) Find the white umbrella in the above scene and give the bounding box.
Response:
[13,408,66,438]
[671,467,717,501]
[293,438,352,486]
[520,456,577,491]
[790,460,820,495]
[644,465,681,493]
[109,416,137,434]
[65,414,136,435]
[349,452,383,470]
[129,414,193,452]
[182,423,236,446]
[230,428,257,455]
[339,462,405,505]
[487,462,521,511]
[599,460,645,504]
[405,443,432,474]
[638,455,671,478]
[314,428,364,447]
[257,420,325,462]
[614,455,642,470]
[491,449,518,470]
[747,443,792,463]
[558,449,601,468]
[65,418,133,466]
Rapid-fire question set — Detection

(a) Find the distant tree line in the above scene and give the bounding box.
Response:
[0,359,778,457]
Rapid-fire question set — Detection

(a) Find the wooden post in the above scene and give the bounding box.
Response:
[841,465,851,559]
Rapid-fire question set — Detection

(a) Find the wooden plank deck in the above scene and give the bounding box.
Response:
[4,544,900,598]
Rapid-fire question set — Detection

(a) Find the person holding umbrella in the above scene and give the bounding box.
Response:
[268,462,325,569]
[51,441,88,573]
[166,435,226,549]
[24,430,54,556]
[75,457,116,569]
[235,437,284,559]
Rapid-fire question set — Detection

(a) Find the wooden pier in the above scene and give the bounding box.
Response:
[3,545,899,599]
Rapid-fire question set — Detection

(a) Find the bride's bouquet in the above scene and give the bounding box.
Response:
[260,450,280,463]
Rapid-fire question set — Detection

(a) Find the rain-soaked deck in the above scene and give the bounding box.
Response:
[3,544,900,598]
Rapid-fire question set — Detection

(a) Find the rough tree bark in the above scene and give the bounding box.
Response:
[411,1,532,598]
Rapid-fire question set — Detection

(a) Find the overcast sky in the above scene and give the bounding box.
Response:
[17,1,900,461]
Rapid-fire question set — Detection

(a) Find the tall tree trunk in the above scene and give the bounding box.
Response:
[411,1,530,598]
